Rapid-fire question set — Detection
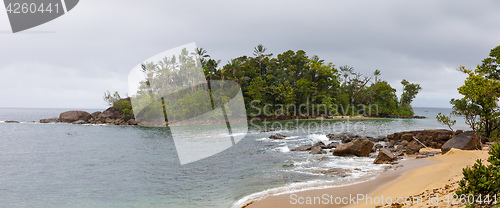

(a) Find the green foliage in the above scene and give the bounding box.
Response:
[457,142,500,206]
[125,45,422,120]
[451,46,500,139]
[112,99,134,121]
[436,112,456,131]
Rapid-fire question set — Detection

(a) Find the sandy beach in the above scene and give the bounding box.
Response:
[242,148,490,208]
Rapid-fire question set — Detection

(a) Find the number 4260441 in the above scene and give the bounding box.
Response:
[6,3,61,14]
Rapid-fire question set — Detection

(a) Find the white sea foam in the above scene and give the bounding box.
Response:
[273,145,290,153]
[231,176,376,208]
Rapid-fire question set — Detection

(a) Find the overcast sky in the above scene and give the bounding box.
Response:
[1,0,500,110]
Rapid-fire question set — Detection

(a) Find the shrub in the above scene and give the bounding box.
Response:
[456,142,500,207]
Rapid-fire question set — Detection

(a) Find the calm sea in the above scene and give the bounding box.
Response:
[0,107,468,208]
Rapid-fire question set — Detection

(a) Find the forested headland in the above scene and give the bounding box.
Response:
[105,45,423,123]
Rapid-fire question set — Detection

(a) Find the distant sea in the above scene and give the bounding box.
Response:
[0,107,468,208]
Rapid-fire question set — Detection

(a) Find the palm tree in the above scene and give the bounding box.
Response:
[193,47,210,67]
[374,69,381,84]
[253,44,267,75]
[339,65,354,86]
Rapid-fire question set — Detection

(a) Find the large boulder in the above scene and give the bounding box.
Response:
[406,140,422,154]
[333,138,374,157]
[59,111,92,123]
[373,148,396,164]
[97,107,121,123]
[441,131,482,154]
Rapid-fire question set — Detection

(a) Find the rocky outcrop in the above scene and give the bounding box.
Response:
[441,131,482,154]
[269,133,288,140]
[333,138,374,157]
[59,111,92,123]
[40,107,137,126]
[97,108,121,122]
[386,130,453,149]
[373,148,396,164]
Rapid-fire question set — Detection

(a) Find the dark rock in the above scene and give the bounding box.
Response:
[310,146,327,154]
[313,141,327,149]
[4,120,19,123]
[455,130,463,135]
[374,143,383,150]
[98,107,121,122]
[40,117,59,123]
[437,134,450,141]
[400,140,409,147]
[91,111,102,119]
[60,111,92,123]
[259,129,275,133]
[326,134,336,140]
[292,144,313,151]
[326,142,339,149]
[373,148,396,164]
[376,136,387,142]
[333,138,374,157]
[269,133,288,140]
[401,133,413,141]
[406,140,422,154]
[441,131,482,154]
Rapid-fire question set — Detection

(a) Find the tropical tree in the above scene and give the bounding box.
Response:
[339,65,354,86]
[451,65,500,138]
[253,44,267,75]
[374,69,381,84]
[194,47,210,67]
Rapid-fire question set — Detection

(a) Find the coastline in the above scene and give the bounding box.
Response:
[239,157,434,208]
[240,148,490,208]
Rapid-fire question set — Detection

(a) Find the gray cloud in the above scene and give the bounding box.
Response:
[1,0,499,109]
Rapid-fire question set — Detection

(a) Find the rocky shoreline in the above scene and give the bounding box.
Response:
[268,129,483,172]
[39,108,138,126]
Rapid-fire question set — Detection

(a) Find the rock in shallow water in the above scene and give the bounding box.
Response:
[269,133,288,140]
[333,138,374,157]
[373,148,396,164]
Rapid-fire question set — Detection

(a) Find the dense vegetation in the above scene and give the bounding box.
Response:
[199,44,421,118]
[456,143,500,207]
[106,45,422,121]
[452,45,500,207]
[450,45,500,140]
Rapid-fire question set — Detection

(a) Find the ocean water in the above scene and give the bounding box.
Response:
[0,107,468,208]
